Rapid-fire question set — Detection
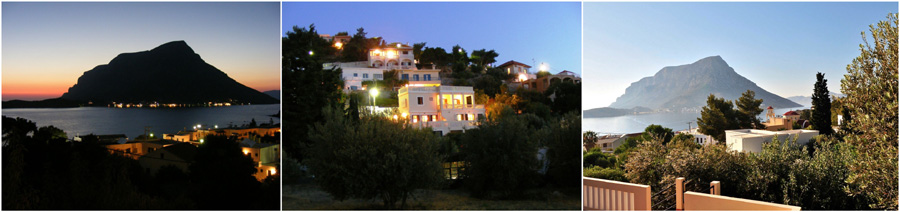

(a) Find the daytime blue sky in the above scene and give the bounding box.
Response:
[283,2,582,76]
[583,2,897,109]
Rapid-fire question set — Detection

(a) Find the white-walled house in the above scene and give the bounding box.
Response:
[369,43,416,70]
[497,60,536,82]
[724,129,819,153]
[399,85,485,135]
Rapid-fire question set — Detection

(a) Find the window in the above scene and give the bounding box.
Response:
[374,74,383,79]
[477,113,485,120]
[403,51,409,55]
[466,96,473,105]
[353,73,358,77]
[350,86,358,90]
[424,74,431,81]
[401,74,409,80]
[363,73,368,79]
[412,115,419,123]
[417,97,424,105]
[413,74,419,81]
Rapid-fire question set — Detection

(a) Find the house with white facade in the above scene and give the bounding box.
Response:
[398,85,485,135]
[369,42,416,70]
[724,129,819,153]
[497,60,536,82]
[329,42,443,92]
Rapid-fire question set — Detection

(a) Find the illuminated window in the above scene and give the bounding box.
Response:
[412,115,419,123]
[423,116,429,122]
[468,114,475,121]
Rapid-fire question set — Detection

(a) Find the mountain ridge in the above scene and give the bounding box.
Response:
[609,56,801,110]
[57,40,278,105]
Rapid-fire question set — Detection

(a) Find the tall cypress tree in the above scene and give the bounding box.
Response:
[811,72,833,135]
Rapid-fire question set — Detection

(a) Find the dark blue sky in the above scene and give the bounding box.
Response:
[283,2,582,75]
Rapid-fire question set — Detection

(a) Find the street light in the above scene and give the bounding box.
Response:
[369,87,379,113]
[539,63,548,72]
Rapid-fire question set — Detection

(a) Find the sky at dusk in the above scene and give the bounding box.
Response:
[583,2,898,110]
[2,2,281,101]
[282,2,582,76]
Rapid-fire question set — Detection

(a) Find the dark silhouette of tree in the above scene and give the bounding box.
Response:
[811,72,834,135]
[545,81,581,115]
[189,135,262,210]
[283,24,344,162]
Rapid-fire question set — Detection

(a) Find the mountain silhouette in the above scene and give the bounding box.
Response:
[609,56,801,110]
[59,41,278,105]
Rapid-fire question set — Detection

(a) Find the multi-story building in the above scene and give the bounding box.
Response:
[497,60,536,82]
[369,42,416,70]
[399,85,485,135]
[332,41,443,92]
[724,129,818,153]
[240,139,280,181]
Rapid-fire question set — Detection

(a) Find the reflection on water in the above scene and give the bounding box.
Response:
[2,104,280,139]
[583,107,808,134]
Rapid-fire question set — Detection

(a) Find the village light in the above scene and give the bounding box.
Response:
[518,73,528,82]
[540,63,548,72]
[308,50,314,56]
[214,125,218,129]
[149,133,154,138]
[369,87,379,110]
[334,42,343,49]
[199,138,204,143]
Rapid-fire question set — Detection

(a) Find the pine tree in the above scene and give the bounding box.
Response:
[811,72,833,135]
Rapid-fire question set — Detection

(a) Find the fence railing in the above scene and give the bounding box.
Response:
[683,192,801,211]
[583,177,652,211]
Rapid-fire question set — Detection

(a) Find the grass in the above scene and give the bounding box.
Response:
[282,183,580,210]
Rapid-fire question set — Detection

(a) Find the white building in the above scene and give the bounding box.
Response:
[497,60,537,82]
[369,42,416,70]
[329,42,443,92]
[724,129,819,153]
[398,85,485,135]
[677,128,717,146]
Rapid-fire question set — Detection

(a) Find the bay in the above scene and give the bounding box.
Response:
[2,104,280,139]
[583,106,809,134]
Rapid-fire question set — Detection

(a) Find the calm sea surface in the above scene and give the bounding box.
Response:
[583,107,809,134]
[2,104,280,139]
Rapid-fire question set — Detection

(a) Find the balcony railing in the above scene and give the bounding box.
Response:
[441,104,485,110]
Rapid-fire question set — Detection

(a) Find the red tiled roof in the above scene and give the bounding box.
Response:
[767,106,773,109]
[784,111,799,116]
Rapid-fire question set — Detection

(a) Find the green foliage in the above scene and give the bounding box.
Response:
[736,90,765,129]
[583,167,627,182]
[583,151,616,168]
[459,113,540,199]
[469,49,499,73]
[536,71,552,79]
[283,24,345,162]
[419,47,451,69]
[811,72,834,135]
[698,91,763,142]
[840,13,898,210]
[540,112,582,188]
[306,107,444,209]
[642,124,674,144]
[544,81,581,115]
[473,75,503,97]
[582,131,599,145]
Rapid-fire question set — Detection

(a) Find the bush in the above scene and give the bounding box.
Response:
[583,167,627,182]
[306,107,444,209]
[542,112,582,188]
[460,114,540,199]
